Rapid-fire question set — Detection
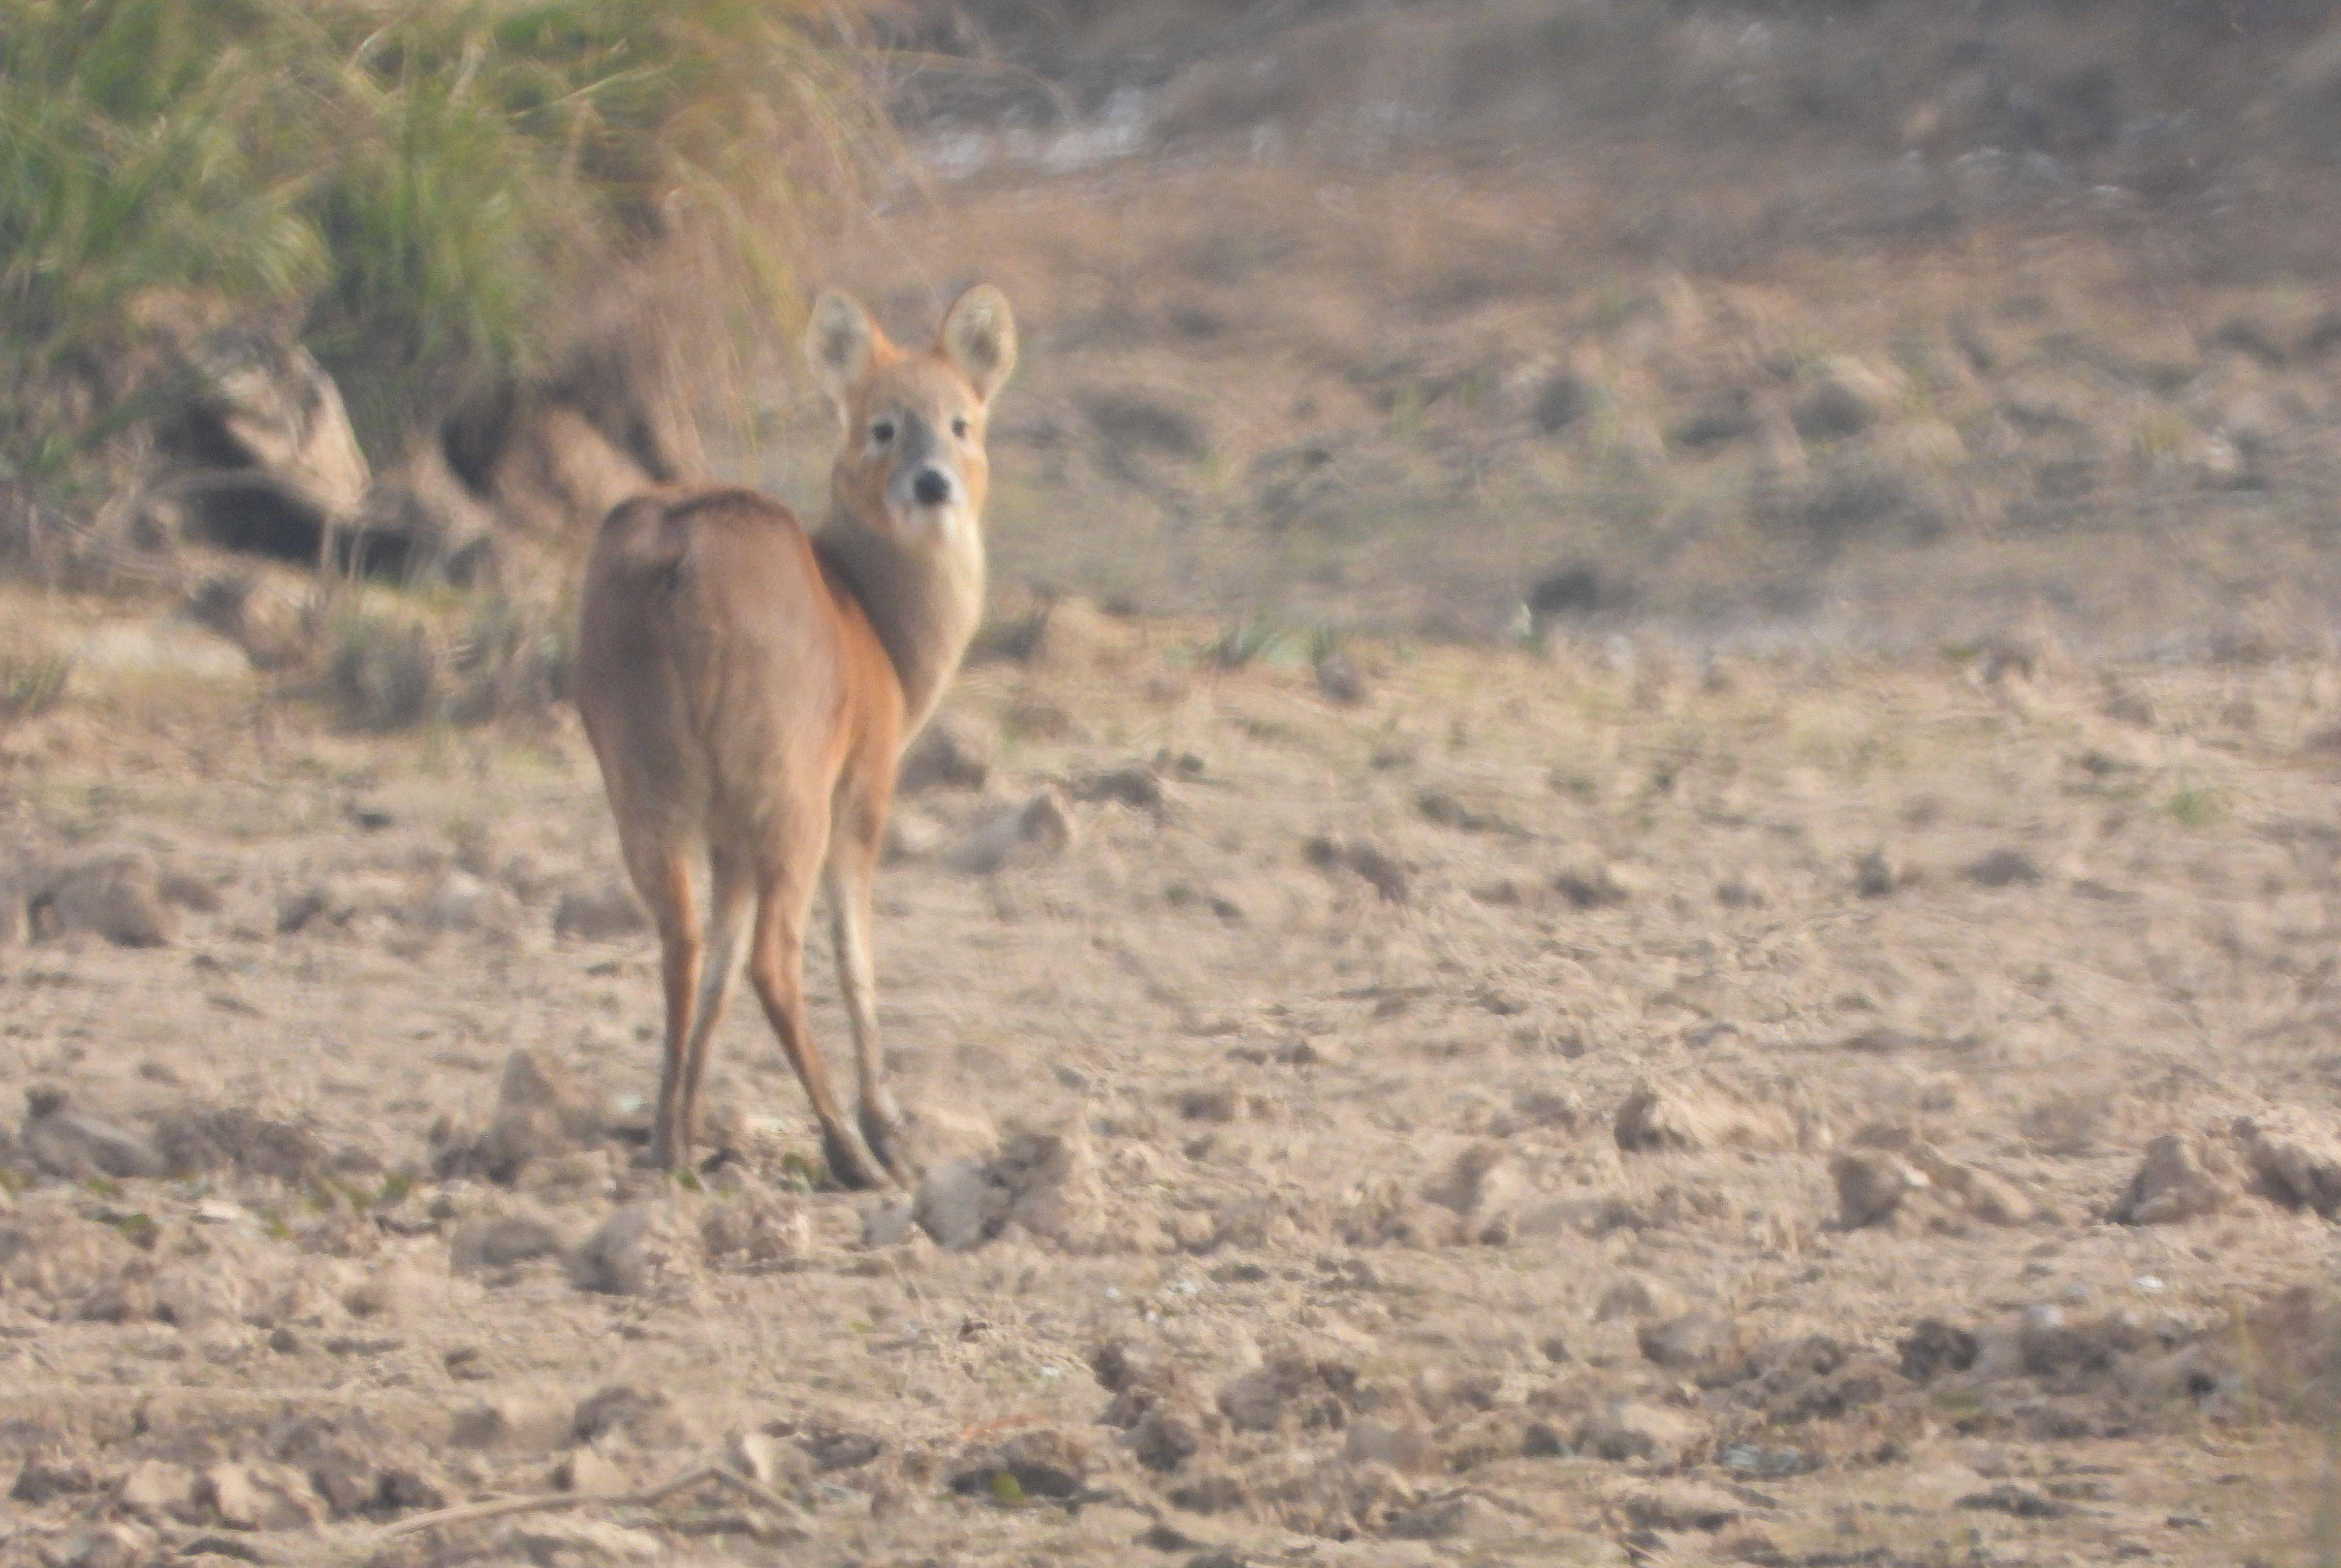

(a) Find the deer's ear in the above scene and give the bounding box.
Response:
[806,289,881,412]
[940,284,1017,404]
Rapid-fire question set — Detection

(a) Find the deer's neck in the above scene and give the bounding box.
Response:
[817,507,987,740]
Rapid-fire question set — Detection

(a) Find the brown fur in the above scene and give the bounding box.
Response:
[574,285,1016,1183]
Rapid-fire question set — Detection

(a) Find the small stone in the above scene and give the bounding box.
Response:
[12,1456,97,1505]
[1964,848,2042,887]
[953,788,1077,875]
[1897,1318,1979,1383]
[1028,595,1142,670]
[1594,1273,1685,1322]
[19,1090,165,1180]
[64,1522,158,1568]
[568,1201,694,1296]
[1344,1416,1434,1471]
[1638,1310,1734,1369]
[1793,356,1902,440]
[416,869,515,933]
[1385,1491,1510,1541]
[1302,836,1410,903]
[2110,1133,2231,1225]
[202,1460,321,1530]
[700,1182,810,1264]
[31,854,176,946]
[945,1427,1090,1500]
[1832,1150,1928,1228]
[450,1213,566,1273]
[860,1198,915,1249]
[895,1103,1000,1174]
[1132,1403,1208,1472]
[1622,1479,1749,1532]
[2234,1113,2341,1217]
[911,1158,1003,1251]
[450,1396,568,1453]
[571,1384,688,1448]
[1615,1080,1787,1153]
[552,882,648,940]
[1314,652,1367,705]
[897,716,993,793]
[727,1429,791,1488]
[1958,1483,2071,1519]
[452,1047,608,1183]
[1854,845,1906,897]
[118,1460,200,1522]
[277,880,359,935]
[882,810,948,863]
[1574,1401,1709,1467]
[1553,859,1644,909]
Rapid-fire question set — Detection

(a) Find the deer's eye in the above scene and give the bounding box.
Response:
[870,419,895,445]
[951,416,970,439]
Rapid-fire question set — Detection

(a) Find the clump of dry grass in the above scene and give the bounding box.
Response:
[1,0,884,527]
[323,590,574,732]
[326,608,440,733]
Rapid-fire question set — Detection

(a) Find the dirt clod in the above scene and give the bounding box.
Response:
[31,854,175,946]
[2111,1133,2233,1225]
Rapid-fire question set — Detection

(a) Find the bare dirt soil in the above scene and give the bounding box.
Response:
[12,6,2341,1565]
[6,588,2341,1567]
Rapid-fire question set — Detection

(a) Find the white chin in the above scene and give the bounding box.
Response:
[894,504,965,547]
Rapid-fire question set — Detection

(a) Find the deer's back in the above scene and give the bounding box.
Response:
[576,489,902,841]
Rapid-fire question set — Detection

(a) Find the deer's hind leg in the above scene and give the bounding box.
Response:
[743,810,891,1191]
[617,829,702,1172]
[675,853,753,1160]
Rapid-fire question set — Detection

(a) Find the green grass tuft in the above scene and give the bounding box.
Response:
[0,651,71,726]
[1,0,880,496]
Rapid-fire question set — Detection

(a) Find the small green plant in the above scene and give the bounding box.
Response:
[778,1151,820,1194]
[988,1470,1028,1507]
[1200,616,1291,671]
[92,1206,159,1249]
[2166,786,2226,827]
[0,652,70,726]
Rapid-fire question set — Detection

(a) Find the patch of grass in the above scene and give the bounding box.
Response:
[449,593,572,726]
[1199,616,1293,671]
[0,650,70,726]
[93,1207,159,1250]
[1,0,881,499]
[327,606,441,732]
[2166,785,2226,827]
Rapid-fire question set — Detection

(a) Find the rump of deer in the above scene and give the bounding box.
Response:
[575,284,1017,1187]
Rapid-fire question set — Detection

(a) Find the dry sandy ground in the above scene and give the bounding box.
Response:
[6,596,2341,1567]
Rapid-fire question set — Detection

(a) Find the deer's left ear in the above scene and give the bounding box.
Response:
[806,289,883,414]
[940,284,1017,405]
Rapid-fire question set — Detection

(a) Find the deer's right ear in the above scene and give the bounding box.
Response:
[806,290,879,413]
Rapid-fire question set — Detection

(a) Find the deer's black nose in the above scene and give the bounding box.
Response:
[912,469,951,506]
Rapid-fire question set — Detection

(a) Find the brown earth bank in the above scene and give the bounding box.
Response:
[5,588,2341,1565]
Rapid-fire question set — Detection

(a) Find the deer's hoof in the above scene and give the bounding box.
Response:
[860,1103,911,1184]
[823,1124,892,1192]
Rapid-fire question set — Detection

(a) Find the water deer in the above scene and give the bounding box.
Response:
[575,284,1016,1187]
